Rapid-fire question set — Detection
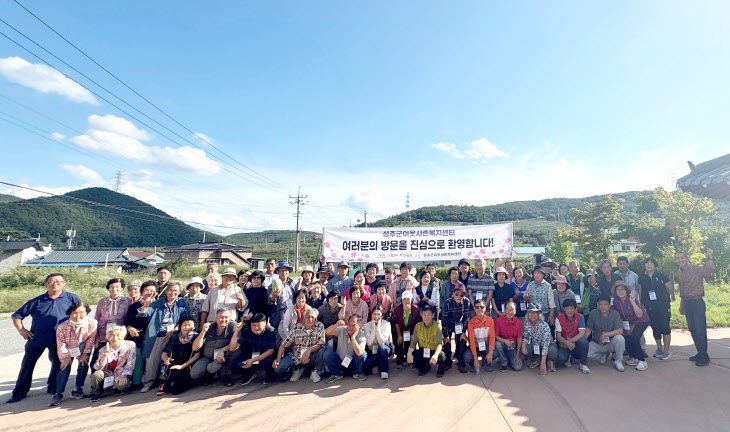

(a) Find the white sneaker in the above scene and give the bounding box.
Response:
[290,368,304,382]
[626,357,639,366]
[380,372,388,380]
[635,361,648,371]
[614,360,625,372]
[599,353,609,365]
[140,382,154,393]
[310,370,321,383]
[580,364,590,374]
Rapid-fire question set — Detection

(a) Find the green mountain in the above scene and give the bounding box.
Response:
[225,230,319,245]
[0,193,22,204]
[0,187,221,247]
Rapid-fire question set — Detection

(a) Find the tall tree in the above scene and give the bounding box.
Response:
[570,195,624,265]
[547,228,576,265]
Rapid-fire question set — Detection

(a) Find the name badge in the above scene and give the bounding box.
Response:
[252,352,260,365]
[575,294,581,303]
[286,299,293,309]
[603,336,610,344]
[166,324,175,333]
[501,304,505,313]
[475,292,483,300]
[533,344,540,355]
[520,303,526,311]
[68,346,81,358]
[610,297,614,306]
[300,348,308,358]
[106,322,117,333]
[103,375,114,389]
[454,324,463,335]
[403,331,410,342]
[648,290,657,301]
[622,321,631,331]
[423,347,431,358]
[478,340,486,351]
[341,355,352,367]
[214,348,225,361]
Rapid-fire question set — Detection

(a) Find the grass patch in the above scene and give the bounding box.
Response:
[670,282,730,329]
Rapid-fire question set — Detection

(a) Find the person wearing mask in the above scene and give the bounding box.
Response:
[494,301,523,372]
[407,305,446,377]
[157,316,200,396]
[675,248,715,367]
[441,284,472,373]
[465,299,497,373]
[137,281,188,393]
[521,304,557,375]
[124,281,157,388]
[90,326,136,402]
[200,267,247,327]
[362,305,393,379]
[491,267,515,319]
[555,298,590,374]
[612,281,650,371]
[392,290,420,369]
[273,309,326,382]
[229,313,278,386]
[327,261,354,295]
[8,273,80,404]
[324,315,368,382]
[191,309,236,386]
[49,302,98,406]
[639,257,674,360]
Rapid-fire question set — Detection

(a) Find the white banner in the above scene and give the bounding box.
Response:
[322,223,513,263]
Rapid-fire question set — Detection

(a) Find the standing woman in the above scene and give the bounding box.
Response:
[491,267,515,320]
[639,257,674,360]
[524,267,556,326]
[344,285,370,324]
[49,302,98,407]
[279,289,313,341]
[297,266,315,291]
[92,279,132,368]
[344,271,371,302]
[558,263,570,277]
[237,270,251,290]
[184,277,207,330]
[511,267,530,319]
[124,281,157,388]
[415,270,439,314]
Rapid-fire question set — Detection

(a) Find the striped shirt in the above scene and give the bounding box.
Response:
[677,260,715,300]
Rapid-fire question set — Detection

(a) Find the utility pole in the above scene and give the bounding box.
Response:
[65,226,76,249]
[203,225,207,243]
[289,186,308,270]
[363,210,369,228]
[113,171,123,192]
[405,192,411,225]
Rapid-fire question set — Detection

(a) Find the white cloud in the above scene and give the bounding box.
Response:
[70,115,221,176]
[51,132,66,141]
[1,184,77,199]
[342,190,402,219]
[194,132,215,146]
[0,57,98,105]
[61,164,105,185]
[432,138,505,162]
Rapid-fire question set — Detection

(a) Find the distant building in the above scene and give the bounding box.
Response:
[24,248,147,273]
[164,242,253,267]
[607,239,640,254]
[0,240,43,272]
[249,257,267,271]
[127,250,166,266]
[677,152,730,201]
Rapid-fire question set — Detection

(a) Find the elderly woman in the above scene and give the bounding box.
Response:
[280,289,313,340]
[511,267,530,318]
[318,290,344,330]
[297,265,315,291]
[49,302,98,406]
[244,271,269,318]
[521,304,557,376]
[612,281,650,371]
[363,305,393,379]
[92,278,133,368]
[137,281,188,393]
[191,308,236,386]
[90,325,136,402]
[124,280,157,388]
[237,270,251,290]
[343,284,370,325]
[307,281,327,309]
[200,267,247,326]
[127,280,143,303]
[492,267,515,319]
[391,290,420,368]
[389,262,418,302]
[415,270,439,313]
[157,316,200,396]
[344,271,371,302]
[552,275,577,316]
[524,266,556,325]
[206,272,222,294]
[368,280,393,320]
[184,277,207,330]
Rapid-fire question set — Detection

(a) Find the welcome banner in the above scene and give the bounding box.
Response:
[322,223,513,263]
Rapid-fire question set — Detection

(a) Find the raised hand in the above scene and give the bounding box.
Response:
[201,322,212,333]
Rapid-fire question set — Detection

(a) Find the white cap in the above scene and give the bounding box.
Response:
[401,290,413,300]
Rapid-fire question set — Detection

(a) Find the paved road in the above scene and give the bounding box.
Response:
[1,328,730,432]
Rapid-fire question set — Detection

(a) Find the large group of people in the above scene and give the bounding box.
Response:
[7,249,716,407]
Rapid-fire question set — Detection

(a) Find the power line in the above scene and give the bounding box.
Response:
[7,3,296,195]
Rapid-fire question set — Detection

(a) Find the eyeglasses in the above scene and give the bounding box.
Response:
[475,306,486,309]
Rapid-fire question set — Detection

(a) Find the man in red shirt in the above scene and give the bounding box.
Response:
[675,248,715,367]
[494,301,523,372]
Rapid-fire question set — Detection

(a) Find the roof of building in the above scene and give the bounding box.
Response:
[677,153,730,200]
[168,242,252,251]
[25,248,132,266]
[0,240,41,251]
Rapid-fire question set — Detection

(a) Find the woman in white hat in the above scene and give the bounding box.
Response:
[184,277,207,330]
[297,265,315,291]
[392,290,420,369]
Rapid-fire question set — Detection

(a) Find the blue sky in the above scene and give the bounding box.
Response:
[1,1,728,235]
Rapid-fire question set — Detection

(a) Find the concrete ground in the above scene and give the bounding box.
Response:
[1,327,729,432]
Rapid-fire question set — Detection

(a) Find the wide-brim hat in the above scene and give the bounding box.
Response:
[611,280,632,296]
[301,265,314,275]
[221,267,238,277]
[532,266,546,275]
[276,261,294,273]
[187,276,204,289]
[552,275,569,286]
[526,303,542,312]
[316,265,332,276]
[493,266,510,278]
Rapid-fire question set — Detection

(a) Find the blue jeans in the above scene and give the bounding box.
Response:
[556,338,589,366]
[323,348,366,376]
[363,344,391,374]
[494,341,522,370]
[463,348,500,369]
[275,349,325,378]
[55,359,89,396]
[684,298,708,357]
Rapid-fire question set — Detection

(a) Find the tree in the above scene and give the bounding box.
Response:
[570,195,624,266]
[702,223,730,281]
[547,228,576,265]
[653,187,715,263]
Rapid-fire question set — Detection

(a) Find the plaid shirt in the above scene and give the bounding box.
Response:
[56,318,98,361]
[281,322,325,364]
[677,260,716,300]
[442,298,472,336]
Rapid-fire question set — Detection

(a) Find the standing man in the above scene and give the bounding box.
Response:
[675,248,715,367]
[8,274,81,403]
[468,259,495,312]
[156,266,172,297]
[327,261,354,295]
[597,260,621,298]
[263,258,277,290]
[614,256,640,297]
[567,260,585,301]
[426,262,441,299]
[457,259,471,288]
